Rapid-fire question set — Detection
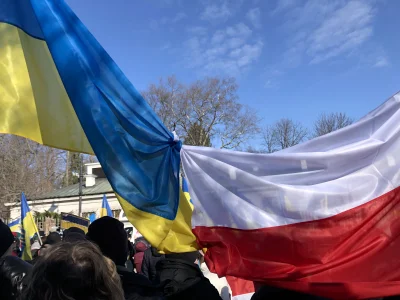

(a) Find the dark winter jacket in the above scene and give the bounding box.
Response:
[157,258,222,300]
[142,247,164,284]
[0,256,32,300]
[117,265,164,300]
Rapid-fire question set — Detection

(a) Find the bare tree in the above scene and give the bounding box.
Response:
[0,135,65,219]
[143,76,260,149]
[142,76,183,133]
[313,112,353,137]
[262,125,277,153]
[261,119,308,153]
[246,146,267,154]
[184,123,212,147]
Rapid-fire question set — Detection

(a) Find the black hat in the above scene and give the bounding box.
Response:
[43,232,61,246]
[0,220,14,257]
[63,232,87,243]
[86,217,128,266]
[63,227,85,238]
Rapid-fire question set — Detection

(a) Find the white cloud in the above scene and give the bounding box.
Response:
[227,37,246,48]
[187,26,208,35]
[264,0,383,87]
[211,31,226,44]
[150,12,187,30]
[201,3,231,22]
[184,23,263,75]
[171,12,187,23]
[211,23,252,46]
[161,43,171,51]
[268,0,379,67]
[270,0,297,16]
[200,0,244,23]
[246,8,261,29]
[233,41,263,67]
[226,23,252,38]
[307,1,375,64]
[374,56,389,68]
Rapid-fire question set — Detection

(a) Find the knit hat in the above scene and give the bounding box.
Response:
[0,220,14,257]
[86,217,128,266]
[43,232,61,245]
[63,232,87,243]
[63,227,85,237]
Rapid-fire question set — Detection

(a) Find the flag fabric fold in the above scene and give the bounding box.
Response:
[100,195,113,218]
[0,0,197,253]
[20,193,39,261]
[181,92,400,299]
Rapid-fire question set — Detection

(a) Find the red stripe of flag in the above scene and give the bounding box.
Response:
[194,186,400,299]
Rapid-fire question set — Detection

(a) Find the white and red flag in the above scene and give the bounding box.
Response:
[181,92,400,299]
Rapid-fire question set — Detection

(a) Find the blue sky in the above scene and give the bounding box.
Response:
[66,0,400,132]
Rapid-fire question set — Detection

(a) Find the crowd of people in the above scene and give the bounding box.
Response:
[1,216,397,300]
[0,216,230,300]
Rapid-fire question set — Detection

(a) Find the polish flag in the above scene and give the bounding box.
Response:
[226,277,255,300]
[182,92,400,299]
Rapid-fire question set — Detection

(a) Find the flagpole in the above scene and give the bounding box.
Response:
[37,226,43,245]
[78,154,83,217]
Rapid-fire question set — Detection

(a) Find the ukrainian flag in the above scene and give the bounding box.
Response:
[20,193,39,260]
[0,0,197,253]
[182,178,193,209]
[60,213,90,233]
[8,218,21,233]
[100,195,113,218]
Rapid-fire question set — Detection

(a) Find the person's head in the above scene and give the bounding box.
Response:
[63,227,86,243]
[39,232,61,257]
[45,232,61,245]
[86,217,128,266]
[23,241,124,300]
[63,232,87,243]
[0,220,14,258]
[63,227,85,238]
[135,241,148,253]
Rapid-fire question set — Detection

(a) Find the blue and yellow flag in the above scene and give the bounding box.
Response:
[60,213,90,233]
[0,0,196,252]
[8,218,21,233]
[21,193,39,260]
[182,178,193,209]
[100,195,113,218]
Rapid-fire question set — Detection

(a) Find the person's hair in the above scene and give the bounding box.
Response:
[23,241,124,300]
[104,257,122,290]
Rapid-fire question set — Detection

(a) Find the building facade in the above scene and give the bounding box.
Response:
[6,163,134,232]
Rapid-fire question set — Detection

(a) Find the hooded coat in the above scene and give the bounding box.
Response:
[134,241,148,274]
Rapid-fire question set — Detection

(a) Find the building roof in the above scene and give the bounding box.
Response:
[35,178,113,200]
